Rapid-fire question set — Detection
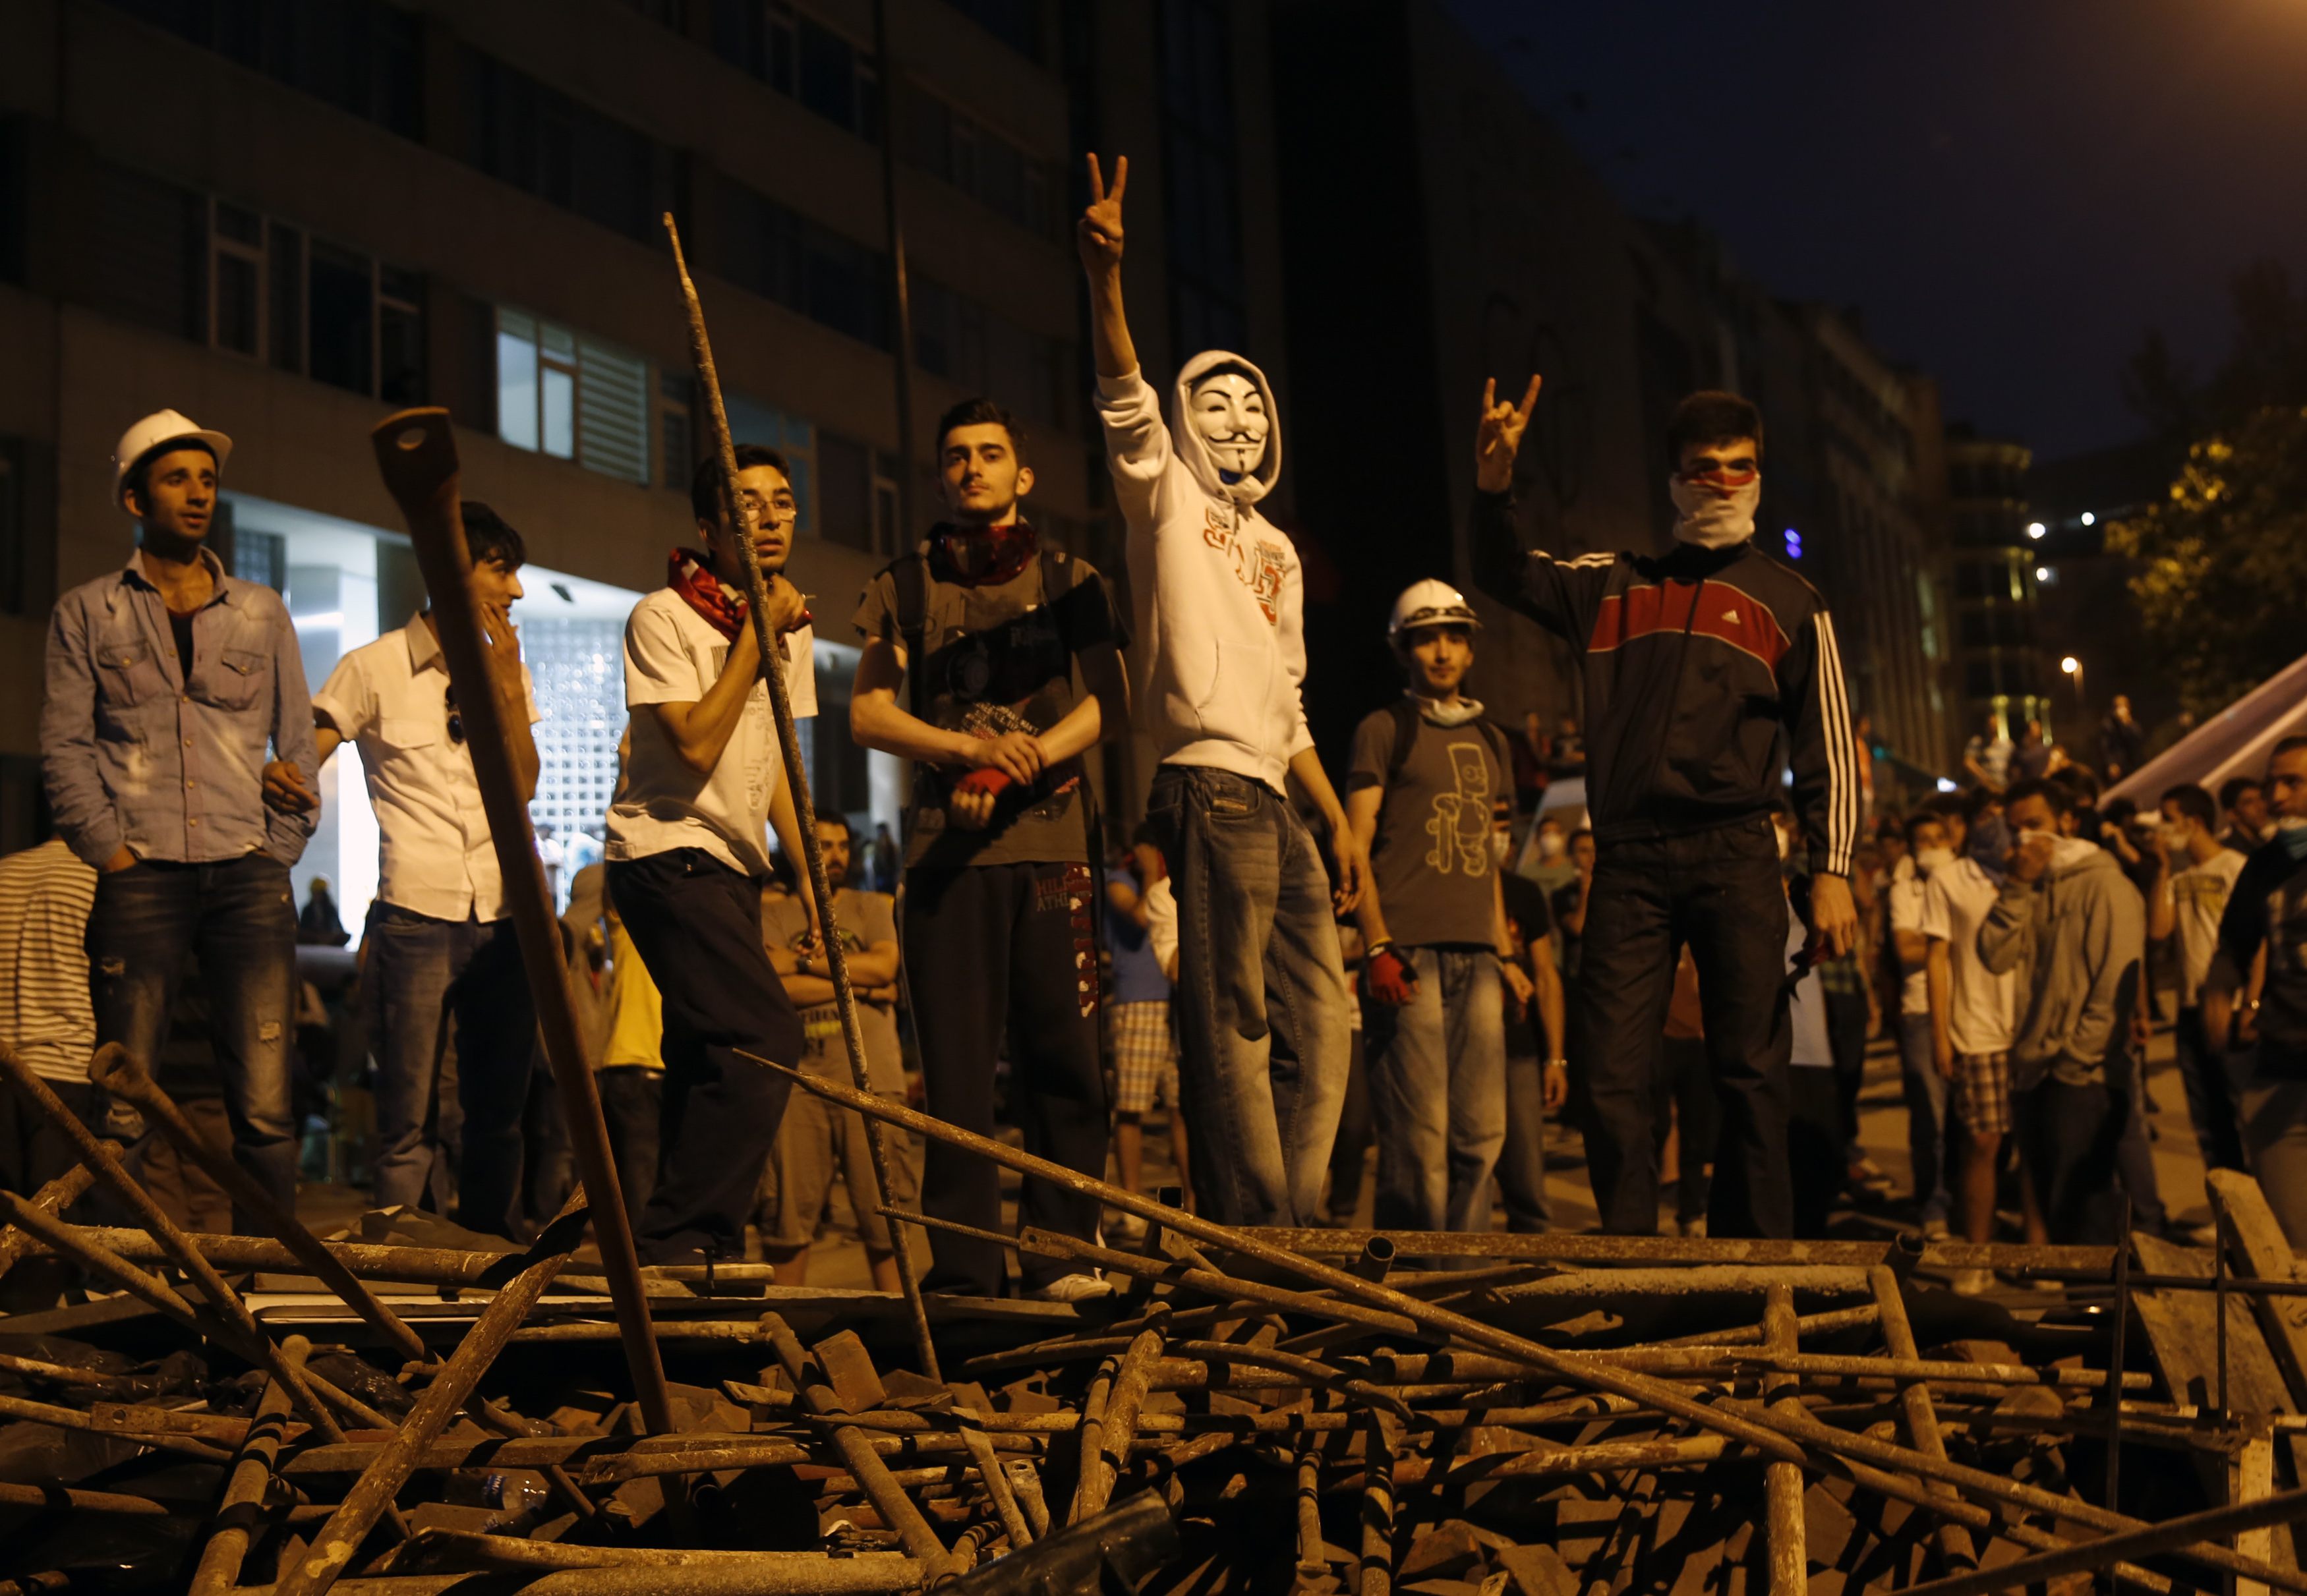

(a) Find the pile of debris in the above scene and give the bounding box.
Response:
[7,1031,2307,1595]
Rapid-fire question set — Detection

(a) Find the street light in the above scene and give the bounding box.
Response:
[2026,521,2047,540]
[2062,654,2084,707]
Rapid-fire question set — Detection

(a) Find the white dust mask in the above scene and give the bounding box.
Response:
[1668,472,1761,550]
[1914,846,1955,874]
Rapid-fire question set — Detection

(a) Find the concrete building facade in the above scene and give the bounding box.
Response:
[1942,430,2049,748]
[0,0,1291,892]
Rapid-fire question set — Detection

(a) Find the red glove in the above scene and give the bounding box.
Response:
[952,768,1014,800]
[1365,944,1419,1006]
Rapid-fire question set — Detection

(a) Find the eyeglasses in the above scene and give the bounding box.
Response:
[446,686,463,745]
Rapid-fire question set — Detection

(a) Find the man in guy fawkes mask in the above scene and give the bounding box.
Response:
[1471,383,1862,1240]
[1079,152,1365,1229]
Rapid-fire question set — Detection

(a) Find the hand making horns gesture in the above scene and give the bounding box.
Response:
[1475,374,1543,494]
[1078,152,1128,274]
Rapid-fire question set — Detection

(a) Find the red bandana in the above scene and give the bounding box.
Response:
[667,548,747,641]
[929,521,1037,587]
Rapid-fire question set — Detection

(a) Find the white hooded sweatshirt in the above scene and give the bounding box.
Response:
[1094,351,1313,793]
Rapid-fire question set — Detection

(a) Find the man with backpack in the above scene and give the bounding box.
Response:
[850,397,1130,1300]
[1345,583,1535,1232]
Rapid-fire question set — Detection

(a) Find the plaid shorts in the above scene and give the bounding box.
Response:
[1110,1000,1180,1114]
[1952,1050,2014,1138]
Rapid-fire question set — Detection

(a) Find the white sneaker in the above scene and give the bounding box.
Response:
[1678,1216,1708,1238]
[1922,1216,1952,1241]
[1950,1268,1993,1297]
[1107,1212,1149,1243]
[1030,1272,1115,1303]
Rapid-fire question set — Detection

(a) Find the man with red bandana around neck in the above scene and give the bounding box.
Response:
[602,445,817,1267]
[1473,382,1862,1240]
[849,397,1130,1302]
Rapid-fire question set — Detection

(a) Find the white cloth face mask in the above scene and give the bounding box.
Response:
[1190,372,1270,478]
[1913,846,1955,874]
[1668,472,1761,550]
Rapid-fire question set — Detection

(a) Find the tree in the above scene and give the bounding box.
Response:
[2106,403,2307,715]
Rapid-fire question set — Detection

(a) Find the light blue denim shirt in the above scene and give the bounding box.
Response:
[41,549,319,869]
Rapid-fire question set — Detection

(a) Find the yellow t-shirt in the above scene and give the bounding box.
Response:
[599,919,665,1071]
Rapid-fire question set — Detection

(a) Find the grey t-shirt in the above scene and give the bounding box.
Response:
[759,887,904,1093]
[1348,704,1505,948]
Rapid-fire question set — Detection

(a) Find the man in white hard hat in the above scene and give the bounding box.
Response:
[1343,583,1549,1233]
[40,410,318,1228]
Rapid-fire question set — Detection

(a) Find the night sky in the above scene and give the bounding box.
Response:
[1440,0,2307,460]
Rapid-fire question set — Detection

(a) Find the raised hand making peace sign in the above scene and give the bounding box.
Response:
[1475,374,1543,494]
[1078,152,1128,275]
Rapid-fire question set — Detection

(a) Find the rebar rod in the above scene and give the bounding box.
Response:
[0,1155,100,1282]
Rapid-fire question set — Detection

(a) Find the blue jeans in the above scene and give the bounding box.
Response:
[365,905,537,1240]
[1146,765,1351,1228]
[86,853,297,1231]
[1896,1010,1950,1224]
[1364,947,1506,1233]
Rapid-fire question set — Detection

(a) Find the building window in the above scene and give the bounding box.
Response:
[464,52,667,244]
[658,372,696,492]
[1159,0,1248,358]
[200,194,423,403]
[902,92,1054,237]
[101,0,423,138]
[716,181,889,349]
[912,277,1062,426]
[709,3,879,139]
[724,395,817,536]
[938,0,1042,60]
[495,308,653,485]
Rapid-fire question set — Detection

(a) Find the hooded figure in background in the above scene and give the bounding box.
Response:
[1082,150,1363,1229]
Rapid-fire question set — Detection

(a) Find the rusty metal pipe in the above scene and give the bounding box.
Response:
[757,1057,1811,1468]
[761,1313,963,1583]
[0,1154,101,1282]
[1070,1312,1165,1522]
[272,1191,591,1596]
[1762,1284,1806,1596]
[189,1334,308,1595]
[90,1046,430,1366]
[1868,1264,1977,1575]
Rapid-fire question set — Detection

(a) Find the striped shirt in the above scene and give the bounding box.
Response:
[0,839,98,1083]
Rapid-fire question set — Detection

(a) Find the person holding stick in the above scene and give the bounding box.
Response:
[850,397,1128,1300]
[603,447,817,1266]
[1080,152,1363,1230]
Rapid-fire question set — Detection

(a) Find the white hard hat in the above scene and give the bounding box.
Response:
[1387,579,1481,643]
[113,410,233,510]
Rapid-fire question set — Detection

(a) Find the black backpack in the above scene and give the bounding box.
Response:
[1381,698,1513,803]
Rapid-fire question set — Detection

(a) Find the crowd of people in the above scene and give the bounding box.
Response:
[8,152,2307,1307]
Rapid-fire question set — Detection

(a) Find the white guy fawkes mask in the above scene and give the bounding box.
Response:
[1189,372,1270,480]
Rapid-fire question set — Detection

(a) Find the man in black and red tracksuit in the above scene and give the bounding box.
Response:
[1471,380,1861,1238]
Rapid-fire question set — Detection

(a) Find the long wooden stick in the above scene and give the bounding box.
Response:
[661,212,940,1382]
[368,407,674,1438]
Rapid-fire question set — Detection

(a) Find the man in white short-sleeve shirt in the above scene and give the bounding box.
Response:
[604,445,817,1265]
[1888,816,1952,1235]
[312,502,542,1240]
[1918,794,2020,1289]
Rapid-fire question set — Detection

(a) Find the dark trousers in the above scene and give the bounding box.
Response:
[1652,1035,1718,1224]
[2176,1006,2246,1173]
[597,1066,662,1234]
[364,905,537,1240]
[1326,1029,1372,1222]
[1788,1066,1846,1238]
[1577,815,1792,1238]
[607,849,803,1263]
[904,862,1108,1296]
[1823,986,1870,1151]
[1498,1048,1553,1233]
[2016,1079,2128,1244]
[87,854,297,1232]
